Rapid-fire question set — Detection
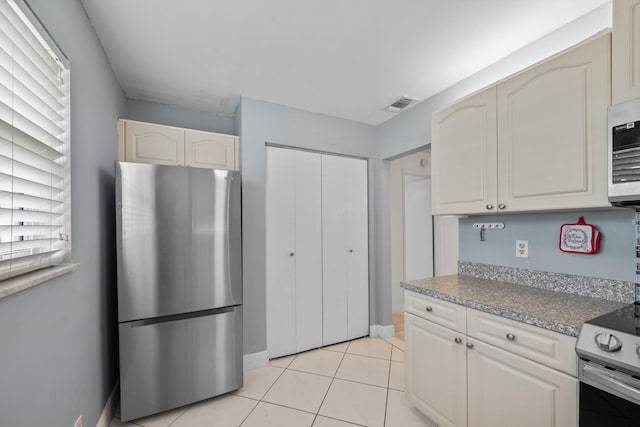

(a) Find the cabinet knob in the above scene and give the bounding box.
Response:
[425,306,433,312]
[349,249,354,253]
[454,337,462,344]
[506,333,516,341]
[486,204,493,210]
[289,252,295,257]
[498,204,506,210]
[466,342,474,349]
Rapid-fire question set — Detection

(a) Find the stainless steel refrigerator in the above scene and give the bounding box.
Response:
[115,162,242,422]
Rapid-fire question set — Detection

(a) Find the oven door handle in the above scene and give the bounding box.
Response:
[583,363,640,403]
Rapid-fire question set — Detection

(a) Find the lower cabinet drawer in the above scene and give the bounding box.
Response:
[467,308,577,376]
[404,291,466,333]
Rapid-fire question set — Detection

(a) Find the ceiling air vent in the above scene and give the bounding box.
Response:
[385,96,419,113]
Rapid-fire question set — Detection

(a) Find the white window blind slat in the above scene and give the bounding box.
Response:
[0,0,69,280]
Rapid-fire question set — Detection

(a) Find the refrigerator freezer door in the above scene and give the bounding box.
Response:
[119,305,243,422]
[116,163,242,322]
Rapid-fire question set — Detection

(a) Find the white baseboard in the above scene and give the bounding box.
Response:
[370,324,395,339]
[244,351,269,371]
[96,379,119,427]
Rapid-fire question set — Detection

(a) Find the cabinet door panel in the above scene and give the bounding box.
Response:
[124,121,184,165]
[467,339,578,427]
[345,157,369,339]
[294,150,323,352]
[405,313,467,427]
[497,35,610,211]
[185,130,237,170]
[266,147,297,358]
[432,87,497,215]
[613,0,640,103]
[322,154,349,345]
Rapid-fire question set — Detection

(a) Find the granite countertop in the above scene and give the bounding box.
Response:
[401,274,628,337]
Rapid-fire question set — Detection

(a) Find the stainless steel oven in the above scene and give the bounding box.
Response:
[576,304,640,426]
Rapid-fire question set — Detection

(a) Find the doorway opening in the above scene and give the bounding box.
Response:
[389,149,458,336]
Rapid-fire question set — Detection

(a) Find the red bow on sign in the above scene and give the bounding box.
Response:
[559,217,601,254]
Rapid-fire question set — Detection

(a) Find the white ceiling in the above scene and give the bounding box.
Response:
[80,0,610,126]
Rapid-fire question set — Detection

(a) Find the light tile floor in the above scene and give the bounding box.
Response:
[109,336,435,427]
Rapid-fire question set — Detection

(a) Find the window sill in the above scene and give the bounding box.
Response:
[0,263,79,300]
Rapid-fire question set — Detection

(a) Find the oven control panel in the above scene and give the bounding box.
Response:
[576,324,640,373]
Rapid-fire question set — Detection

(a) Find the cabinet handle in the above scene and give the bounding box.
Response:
[289,252,295,257]
[486,204,493,210]
[425,306,433,312]
[498,204,506,210]
[349,249,354,253]
[466,342,474,349]
[506,333,516,341]
[454,337,462,344]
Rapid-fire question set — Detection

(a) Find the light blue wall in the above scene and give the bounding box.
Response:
[0,1,126,426]
[238,97,376,354]
[125,99,237,135]
[374,3,615,325]
[459,210,635,282]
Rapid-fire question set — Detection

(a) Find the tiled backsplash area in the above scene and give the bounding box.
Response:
[458,261,634,303]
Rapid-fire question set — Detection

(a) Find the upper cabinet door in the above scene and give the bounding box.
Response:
[124,121,185,166]
[496,34,610,212]
[185,130,238,170]
[431,87,498,215]
[613,0,640,104]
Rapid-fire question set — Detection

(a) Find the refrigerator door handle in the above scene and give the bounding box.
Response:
[128,306,238,328]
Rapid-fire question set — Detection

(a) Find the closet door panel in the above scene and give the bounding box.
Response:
[294,150,323,352]
[322,154,349,345]
[266,147,297,358]
[346,157,369,339]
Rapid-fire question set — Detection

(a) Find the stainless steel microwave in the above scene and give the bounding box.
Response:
[608,98,640,205]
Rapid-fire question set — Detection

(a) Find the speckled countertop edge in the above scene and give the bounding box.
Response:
[401,274,628,337]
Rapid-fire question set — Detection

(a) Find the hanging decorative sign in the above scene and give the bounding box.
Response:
[559,216,601,254]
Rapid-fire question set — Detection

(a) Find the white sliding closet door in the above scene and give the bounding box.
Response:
[266,147,296,357]
[322,154,369,345]
[266,147,323,358]
[294,151,323,352]
[345,158,369,338]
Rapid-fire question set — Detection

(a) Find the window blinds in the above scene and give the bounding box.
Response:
[0,0,70,280]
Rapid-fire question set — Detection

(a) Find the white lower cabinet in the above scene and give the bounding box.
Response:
[467,339,577,427]
[405,292,578,427]
[406,312,467,427]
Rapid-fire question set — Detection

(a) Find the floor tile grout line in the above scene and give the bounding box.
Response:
[238,363,290,426]
[311,345,349,425]
[382,348,393,427]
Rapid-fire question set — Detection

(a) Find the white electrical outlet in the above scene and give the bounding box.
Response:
[516,240,529,258]
[74,415,82,427]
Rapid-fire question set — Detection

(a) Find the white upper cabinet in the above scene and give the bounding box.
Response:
[432,87,497,215]
[496,34,610,212]
[184,129,238,170]
[431,33,610,215]
[122,120,184,166]
[118,119,239,170]
[613,0,640,104]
